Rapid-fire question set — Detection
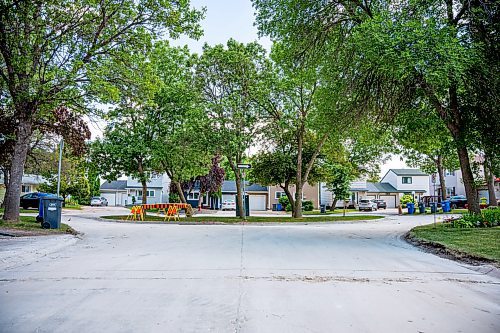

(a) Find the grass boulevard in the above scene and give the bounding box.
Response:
[101,214,383,224]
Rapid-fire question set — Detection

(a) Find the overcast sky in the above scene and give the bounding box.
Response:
[89,0,406,177]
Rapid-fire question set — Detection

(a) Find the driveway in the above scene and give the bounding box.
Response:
[0,208,498,332]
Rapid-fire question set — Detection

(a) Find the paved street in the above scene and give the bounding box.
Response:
[0,208,499,332]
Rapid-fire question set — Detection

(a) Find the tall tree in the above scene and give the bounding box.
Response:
[253,0,497,213]
[0,0,203,220]
[196,40,268,218]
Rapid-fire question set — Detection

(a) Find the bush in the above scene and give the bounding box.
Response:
[302,200,313,211]
[278,195,289,207]
[452,207,500,228]
[285,203,292,212]
[169,193,180,203]
[483,207,500,227]
[400,194,415,208]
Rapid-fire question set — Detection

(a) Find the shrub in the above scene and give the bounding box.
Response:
[278,195,289,207]
[400,194,415,208]
[483,207,500,227]
[169,193,180,203]
[302,200,314,211]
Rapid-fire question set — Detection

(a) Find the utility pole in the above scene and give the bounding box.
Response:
[57,139,64,198]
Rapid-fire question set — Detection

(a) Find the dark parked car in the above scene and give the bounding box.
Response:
[373,199,387,209]
[449,195,468,209]
[20,192,41,209]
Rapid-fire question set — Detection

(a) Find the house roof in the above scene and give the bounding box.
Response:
[100,180,127,191]
[389,169,428,176]
[350,182,427,193]
[222,180,267,193]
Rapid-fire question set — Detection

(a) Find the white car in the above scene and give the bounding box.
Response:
[91,196,108,207]
[358,199,378,211]
[221,200,236,211]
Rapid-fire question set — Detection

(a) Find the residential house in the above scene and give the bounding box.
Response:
[99,174,170,206]
[430,168,500,203]
[221,180,268,211]
[268,183,320,210]
[321,169,430,208]
[0,174,47,204]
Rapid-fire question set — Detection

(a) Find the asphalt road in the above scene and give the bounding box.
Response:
[0,208,498,332]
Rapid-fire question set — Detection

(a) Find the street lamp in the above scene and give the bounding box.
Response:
[57,139,64,198]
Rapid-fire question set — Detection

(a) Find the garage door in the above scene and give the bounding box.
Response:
[249,194,267,211]
[222,194,235,203]
[379,195,397,208]
[100,192,116,206]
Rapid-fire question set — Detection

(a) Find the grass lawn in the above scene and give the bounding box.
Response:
[0,207,38,214]
[409,223,500,262]
[63,204,82,210]
[0,215,76,235]
[101,214,383,223]
[303,208,357,215]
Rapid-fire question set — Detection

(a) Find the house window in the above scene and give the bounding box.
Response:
[187,192,200,200]
[21,185,30,193]
[275,191,286,199]
[445,170,455,176]
[402,177,412,184]
[138,190,155,197]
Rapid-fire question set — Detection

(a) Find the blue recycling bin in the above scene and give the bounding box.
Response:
[407,202,415,214]
[37,194,64,229]
[430,202,438,213]
[442,200,451,213]
[276,203,282,211]
[35,193,51,222]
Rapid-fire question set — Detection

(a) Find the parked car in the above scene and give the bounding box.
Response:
[90,196,108,206]
[221,200,236,211]
[358,199,378,211]
[20,192,41,209]
[449,195,467,209]
[373,199,387,209]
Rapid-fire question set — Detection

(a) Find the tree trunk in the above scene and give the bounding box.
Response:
[332,198,338,210]
[234,172,245,218]
[457,146,480,213]
[141,179,147,204]
[436,155,447,201]
[484,156,498,206]
[3,119,32,221]
[294,128,304,218]
[174,181,187,203]
[281,183,295,215]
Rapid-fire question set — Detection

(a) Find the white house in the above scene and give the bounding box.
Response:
[321,169,430,208]
[0,174,47,205]
[100,174,170,206]
[430,168,500,203]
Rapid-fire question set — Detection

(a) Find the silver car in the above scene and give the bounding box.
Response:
[358,199,378,211]
[90,196,108,206]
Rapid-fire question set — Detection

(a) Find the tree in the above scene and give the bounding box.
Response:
[394,106,459,201]
[196,155,226,208]
[323,163,353,210]
[253,0,497,213]
[37,152,90,206]
[149,43,213,203]
[196,40,268,218]
[0,0,203,220]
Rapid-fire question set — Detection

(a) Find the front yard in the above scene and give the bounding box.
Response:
[408,224,500,264]
[0,216,76,236]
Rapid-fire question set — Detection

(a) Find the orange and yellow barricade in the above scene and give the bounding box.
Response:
[140,203,192,221]
[127,205,145,221]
